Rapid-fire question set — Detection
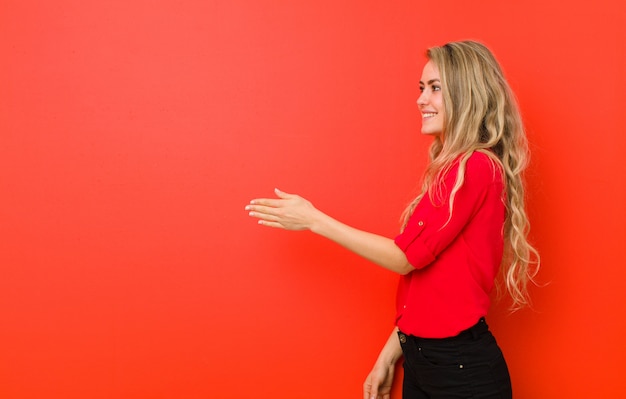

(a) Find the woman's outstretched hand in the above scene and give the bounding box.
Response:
[246,188,320,231]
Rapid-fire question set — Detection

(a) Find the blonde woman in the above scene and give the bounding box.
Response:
[245,40,539,399]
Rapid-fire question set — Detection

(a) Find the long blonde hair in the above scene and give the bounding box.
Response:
[402,41,539,310]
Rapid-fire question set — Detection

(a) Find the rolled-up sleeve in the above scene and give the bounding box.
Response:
[394,215,436,268]
[394,153,501,269]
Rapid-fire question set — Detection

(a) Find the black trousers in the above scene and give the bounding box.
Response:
[398,318,512,399]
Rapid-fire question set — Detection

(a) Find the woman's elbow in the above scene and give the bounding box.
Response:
[389,245,414,275]
[398,262,415,275]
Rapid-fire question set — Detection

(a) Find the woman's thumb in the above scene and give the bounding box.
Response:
[274,188,293,198]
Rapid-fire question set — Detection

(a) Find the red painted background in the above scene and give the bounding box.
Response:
[1,1,624,398]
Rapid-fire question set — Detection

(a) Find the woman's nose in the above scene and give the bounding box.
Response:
[417,92,427,106]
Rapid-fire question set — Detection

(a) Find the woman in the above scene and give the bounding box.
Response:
[245,40,539,399]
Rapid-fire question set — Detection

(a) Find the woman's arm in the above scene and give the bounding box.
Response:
[363,327,403,399]
[246,188,414,275]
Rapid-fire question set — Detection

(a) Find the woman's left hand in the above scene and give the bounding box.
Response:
[246,188,320,231]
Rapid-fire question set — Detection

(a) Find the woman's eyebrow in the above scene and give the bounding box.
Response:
[419,79,441,85]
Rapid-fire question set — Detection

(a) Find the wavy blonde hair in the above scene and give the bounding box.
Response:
[402,41,540,310]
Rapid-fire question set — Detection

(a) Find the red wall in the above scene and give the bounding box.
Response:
[1,1,624,398]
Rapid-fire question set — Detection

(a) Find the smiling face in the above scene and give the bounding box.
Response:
[417,60,445,136]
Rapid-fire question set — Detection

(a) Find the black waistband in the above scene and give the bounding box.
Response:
[399,317,489,344]
[453,317,488,340]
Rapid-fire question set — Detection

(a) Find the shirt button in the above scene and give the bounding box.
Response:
[418,221,424,226]
[399,334,407,344]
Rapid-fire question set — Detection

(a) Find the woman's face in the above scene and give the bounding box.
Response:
[417,60,444,136]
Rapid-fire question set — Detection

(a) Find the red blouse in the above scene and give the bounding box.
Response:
[394,151,505,338]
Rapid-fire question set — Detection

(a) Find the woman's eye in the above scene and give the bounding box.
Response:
[419,86,424,92]
[432,85,441,91]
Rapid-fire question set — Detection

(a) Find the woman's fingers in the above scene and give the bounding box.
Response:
[247,205,288,229]
[248,188,294,205]
[249,198,281,207]
[257,220,285,229]
[246,204,274,215]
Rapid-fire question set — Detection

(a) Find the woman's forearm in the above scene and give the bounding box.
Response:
[309,209,414,275]
[375,326,403,366]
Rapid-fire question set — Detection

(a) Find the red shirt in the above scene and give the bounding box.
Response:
[394,151,505,338]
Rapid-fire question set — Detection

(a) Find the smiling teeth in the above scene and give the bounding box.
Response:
[423,113,437,118]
